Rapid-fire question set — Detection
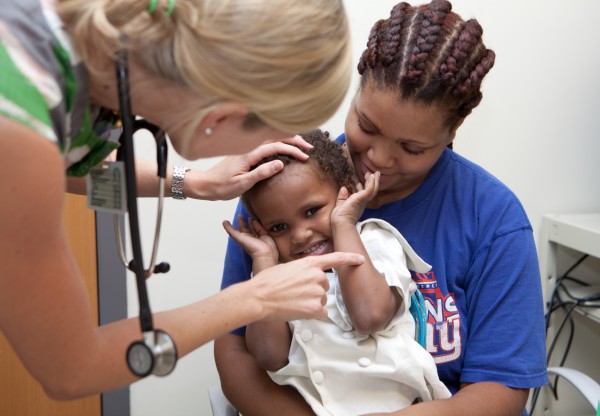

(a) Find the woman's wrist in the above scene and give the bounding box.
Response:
[222,280,267,323]
[180,168,212,200]
[171,165,191,199]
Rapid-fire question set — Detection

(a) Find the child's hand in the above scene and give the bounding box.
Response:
[223,215,279,272]
[331,171,380,227]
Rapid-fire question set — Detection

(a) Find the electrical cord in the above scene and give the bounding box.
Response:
[544,255,589,336]
[529,254,598,415]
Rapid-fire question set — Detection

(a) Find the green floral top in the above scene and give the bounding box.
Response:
[0,0,118,177]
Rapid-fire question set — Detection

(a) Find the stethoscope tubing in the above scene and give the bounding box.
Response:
[113,119,168,280]
[115,49,154,333]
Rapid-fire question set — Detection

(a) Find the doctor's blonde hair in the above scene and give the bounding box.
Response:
[58,0,352,134]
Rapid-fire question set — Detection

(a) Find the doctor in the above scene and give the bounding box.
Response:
[0,0,364,399]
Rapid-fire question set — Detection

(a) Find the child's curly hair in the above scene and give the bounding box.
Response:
[242,129,355,215]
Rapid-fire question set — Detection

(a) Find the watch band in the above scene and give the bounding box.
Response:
[171,166,191,200]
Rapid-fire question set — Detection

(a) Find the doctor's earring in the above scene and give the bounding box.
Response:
[204,127,213,136]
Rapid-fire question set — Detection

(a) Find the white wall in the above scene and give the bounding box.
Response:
[128,1,600,415]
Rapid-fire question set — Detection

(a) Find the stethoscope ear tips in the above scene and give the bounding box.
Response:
[126,260,170,275]
[153,262,170,274]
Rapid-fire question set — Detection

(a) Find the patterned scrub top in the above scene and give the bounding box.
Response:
[0,0,118,177]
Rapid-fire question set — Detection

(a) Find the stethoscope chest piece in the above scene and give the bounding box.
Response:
[127,330,178,377]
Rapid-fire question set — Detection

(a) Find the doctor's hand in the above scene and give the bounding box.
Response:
[186,135,312,201]
[247,251,365,322]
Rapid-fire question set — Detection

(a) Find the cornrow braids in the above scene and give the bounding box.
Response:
[403,0,451,84]
[381,3,410,66]
[358,0,495,125]
[358,19,384,74]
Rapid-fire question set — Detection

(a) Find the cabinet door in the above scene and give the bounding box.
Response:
[0,194,101,416]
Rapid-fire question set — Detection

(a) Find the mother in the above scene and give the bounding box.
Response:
[217,1,548,415]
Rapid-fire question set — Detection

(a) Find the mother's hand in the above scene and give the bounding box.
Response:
[187,135,312,201]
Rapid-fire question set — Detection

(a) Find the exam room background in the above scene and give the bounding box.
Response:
[127,1,600,414]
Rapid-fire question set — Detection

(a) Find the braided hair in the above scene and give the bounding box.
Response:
[358,0,495,126]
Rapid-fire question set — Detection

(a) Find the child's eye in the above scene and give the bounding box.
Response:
[270,224,287,233]
[306,207,321,217]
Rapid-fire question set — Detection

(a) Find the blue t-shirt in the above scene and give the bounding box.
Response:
[221,136,548,398]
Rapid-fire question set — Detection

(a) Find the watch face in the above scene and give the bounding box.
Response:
[127,342,153,377]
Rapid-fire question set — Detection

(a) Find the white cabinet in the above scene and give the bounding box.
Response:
[538,213,600,416]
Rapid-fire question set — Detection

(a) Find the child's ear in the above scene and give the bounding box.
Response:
[336,186,350,202]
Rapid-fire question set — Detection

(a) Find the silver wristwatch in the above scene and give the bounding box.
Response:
[171,166,191,200]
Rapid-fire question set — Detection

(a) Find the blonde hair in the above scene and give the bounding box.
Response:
[58,0,352,134]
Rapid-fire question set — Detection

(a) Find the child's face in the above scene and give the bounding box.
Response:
[250,163,339,263]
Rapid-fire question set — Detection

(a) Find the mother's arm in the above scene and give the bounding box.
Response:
[214,333,314,416]
[366,382,529,416]
[214,333,529,416]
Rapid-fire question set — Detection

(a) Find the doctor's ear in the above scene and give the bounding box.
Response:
[199,103,249,135]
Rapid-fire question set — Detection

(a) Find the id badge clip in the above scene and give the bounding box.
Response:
[87,161,127,214]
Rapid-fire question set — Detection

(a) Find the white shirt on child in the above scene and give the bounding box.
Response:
[268,218,451,416]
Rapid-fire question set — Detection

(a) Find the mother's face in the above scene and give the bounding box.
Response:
[344,83,459,207]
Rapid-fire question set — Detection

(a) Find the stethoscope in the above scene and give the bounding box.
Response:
[111,49,428,377]
[114,49,178,377]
